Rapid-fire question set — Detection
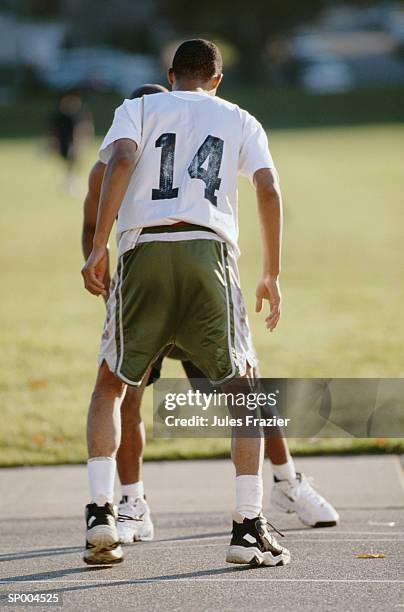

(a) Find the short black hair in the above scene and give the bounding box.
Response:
[172,39,222,81]
[129,83,168,99]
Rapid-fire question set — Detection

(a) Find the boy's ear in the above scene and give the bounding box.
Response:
[212,73,223,90]
[167,68,175,86]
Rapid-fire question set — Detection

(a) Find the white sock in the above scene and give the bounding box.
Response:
[88,457,116,505]
[121,481,144,500]
[272,457,296,482]
[235,475,263,519]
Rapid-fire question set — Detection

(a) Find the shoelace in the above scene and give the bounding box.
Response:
[118,501,145,522]
[265,518,285,538]
[294,474,325,506]
[117,514,143,522]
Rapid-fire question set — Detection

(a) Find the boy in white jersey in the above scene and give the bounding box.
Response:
[81,39,289,566]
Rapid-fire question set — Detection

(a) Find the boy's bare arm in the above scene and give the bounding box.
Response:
[81,138,137,296]
[82,161,105,259]
[81,161,112,296]
[253,167,283,332]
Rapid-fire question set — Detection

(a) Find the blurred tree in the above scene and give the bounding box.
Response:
[162,0,325,75]
[22,0,61,18]
[162,0,377,77]
[106,25,157,53]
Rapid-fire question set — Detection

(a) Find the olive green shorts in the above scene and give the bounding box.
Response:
[99,238,257,385]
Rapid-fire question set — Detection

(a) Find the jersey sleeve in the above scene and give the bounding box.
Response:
[238,111,276,183]
[99,99,142,163]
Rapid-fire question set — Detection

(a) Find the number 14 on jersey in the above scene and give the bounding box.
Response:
[152,133,224,206]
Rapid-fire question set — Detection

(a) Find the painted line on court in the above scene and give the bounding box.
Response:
[183,539,403,547]
[152,531,403,544]
[1,533,403,555]
[394,455,404,493]
[137,538,402,550]
[0,578,403,585]
[0,540,401,561]
[1,538,402,560]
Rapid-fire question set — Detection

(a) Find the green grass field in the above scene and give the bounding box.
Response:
[1,124,403,465]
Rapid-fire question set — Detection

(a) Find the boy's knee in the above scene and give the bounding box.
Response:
[94,361,125,397]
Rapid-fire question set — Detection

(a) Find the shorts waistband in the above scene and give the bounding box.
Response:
[140,223,216,235]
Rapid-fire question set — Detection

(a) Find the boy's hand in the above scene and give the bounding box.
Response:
[81,246,108,297]
[255,276,281,332]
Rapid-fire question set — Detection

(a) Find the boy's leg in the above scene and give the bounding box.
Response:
[264,436,289,466]
[116,359,163,487]
[224,376,290,567]
[117,383,147,487]
[183,357,338,529]
[260,382,338,528]
[87,361,125,463]
[227,375,264,518]
[267,433,339,527]
[183,361,265,521]
[265,433,296,481]
[116,371,155,543]
[84,361,126,565]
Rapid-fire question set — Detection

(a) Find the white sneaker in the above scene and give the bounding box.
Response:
[117,496,154,543]
[271,472,339,528]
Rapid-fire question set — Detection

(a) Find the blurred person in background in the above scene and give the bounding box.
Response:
[48,90,93,195]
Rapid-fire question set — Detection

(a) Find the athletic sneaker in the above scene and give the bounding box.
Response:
[83,502,123,565]
[226,512,291,566]
[271,472,339,528]
[117,496,154,543]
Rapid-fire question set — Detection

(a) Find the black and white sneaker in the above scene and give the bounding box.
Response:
[83,502,123,565]
[226,512,291,566]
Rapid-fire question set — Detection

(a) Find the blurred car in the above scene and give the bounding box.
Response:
[39,46,160,96]
[299,57,355,94]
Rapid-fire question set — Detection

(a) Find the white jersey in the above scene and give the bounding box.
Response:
[99,90,276,255]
